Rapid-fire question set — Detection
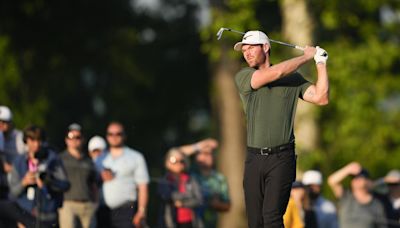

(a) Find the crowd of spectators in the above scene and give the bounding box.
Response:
[284,164,400,228]
[0,105,231,228]
[2,104,400,228]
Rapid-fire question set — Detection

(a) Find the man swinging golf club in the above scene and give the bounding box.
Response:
[234,30,329,228]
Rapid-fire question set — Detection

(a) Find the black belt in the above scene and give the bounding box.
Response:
[247,142,294,156]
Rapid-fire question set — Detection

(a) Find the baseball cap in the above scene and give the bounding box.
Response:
[234,30,271,51]
[88,135,106,152]
[292,181,304,188]
[0,106,12,122]
[68,123,82,131]
[384,169,400,184]
[352,168,370,179]
[302,170,323,186]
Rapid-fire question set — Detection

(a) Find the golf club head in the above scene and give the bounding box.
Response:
[216,28,227,40]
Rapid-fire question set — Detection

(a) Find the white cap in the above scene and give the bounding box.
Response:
[88,135,106,152]
[0,106,12,122]
[384,169,400,184]
[234,30,270,51]
[302,170,323,186]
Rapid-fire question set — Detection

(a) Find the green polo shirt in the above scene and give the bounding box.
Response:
[235,67,311,148]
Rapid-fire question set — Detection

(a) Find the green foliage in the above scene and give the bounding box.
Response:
[201,0,261,62]
[0,36,48,126]
[302,1,400,179]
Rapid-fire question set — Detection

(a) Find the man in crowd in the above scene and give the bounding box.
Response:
[383,169,400,225]
[88,135,107,172]
[59,123,98,228]
[101,121,149,228]
[0,106,24,173]
[302,170,338,228]
[9,125,70,227]
[178,138,231,228]
[328,161,388,228]
[233,30,329,227]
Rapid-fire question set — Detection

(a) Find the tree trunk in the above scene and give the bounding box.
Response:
[281,0,317,153]
[214,46,247,228]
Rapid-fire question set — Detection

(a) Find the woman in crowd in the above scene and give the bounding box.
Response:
[157,148,203,228]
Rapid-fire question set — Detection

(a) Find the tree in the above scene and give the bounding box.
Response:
[300,0,400,179]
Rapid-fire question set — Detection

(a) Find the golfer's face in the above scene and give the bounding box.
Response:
[242,44,265,67]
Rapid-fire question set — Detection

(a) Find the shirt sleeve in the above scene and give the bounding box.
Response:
[134,153,150,185]
[218,174,231,203]
[8,159,24,197]
[292,72,312,99]
[234,67,255,95]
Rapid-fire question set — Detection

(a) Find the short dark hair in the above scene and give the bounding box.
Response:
[107,121,125,133]
[23,125,46,143]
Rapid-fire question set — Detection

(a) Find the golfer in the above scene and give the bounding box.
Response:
[234,30,329,228]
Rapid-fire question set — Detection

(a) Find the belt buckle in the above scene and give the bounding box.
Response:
[260,147,271,155]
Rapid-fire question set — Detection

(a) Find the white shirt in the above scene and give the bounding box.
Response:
[102,147,149,209]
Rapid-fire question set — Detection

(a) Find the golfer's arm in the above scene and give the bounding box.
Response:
[327,166,349,199]
[303,63,329,105]
[251,55,310,89]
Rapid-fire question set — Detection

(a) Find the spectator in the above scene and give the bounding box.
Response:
[0,106,24,173]
[328,162,388,228]
[8,125,70,227]
[101,121,149,228]
[384,169,400,223]
[0,131,7,199]
[289,181,317,228]
[157,148,203,228]
[177,138,230,228]
[284,181,305,228]
[302,170,338,228]
[88,135,107,171]
[59,123,98,228]
[87,135,108,228]
[0,131,4,152]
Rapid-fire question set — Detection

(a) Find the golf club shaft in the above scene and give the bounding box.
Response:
[217,27,304,51]
[269,39,304,51]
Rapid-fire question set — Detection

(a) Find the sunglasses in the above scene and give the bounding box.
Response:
[169,156,185,165]
[66,132,82,140]
[107,132,123,137]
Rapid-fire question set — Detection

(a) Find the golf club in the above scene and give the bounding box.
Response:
[216,27,304,51]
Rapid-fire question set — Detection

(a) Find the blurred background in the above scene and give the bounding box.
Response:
[1,0,400,227]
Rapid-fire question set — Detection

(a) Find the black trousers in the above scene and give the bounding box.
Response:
[110,201,137,228]
[243,148,296,228]
[0,200,36,228]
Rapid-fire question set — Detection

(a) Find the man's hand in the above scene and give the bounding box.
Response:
[346,162,362,176]
[22,171,37,187]
[196,138,218,153]
[174,200,183,208]
[101,169,114,182]
[3,162,13,173]
[303,46,317,60]
[132,209,146,227]
[36,175,44,188]
[314,46,328,64]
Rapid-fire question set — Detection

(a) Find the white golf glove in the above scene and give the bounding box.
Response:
[314,46,328,64]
